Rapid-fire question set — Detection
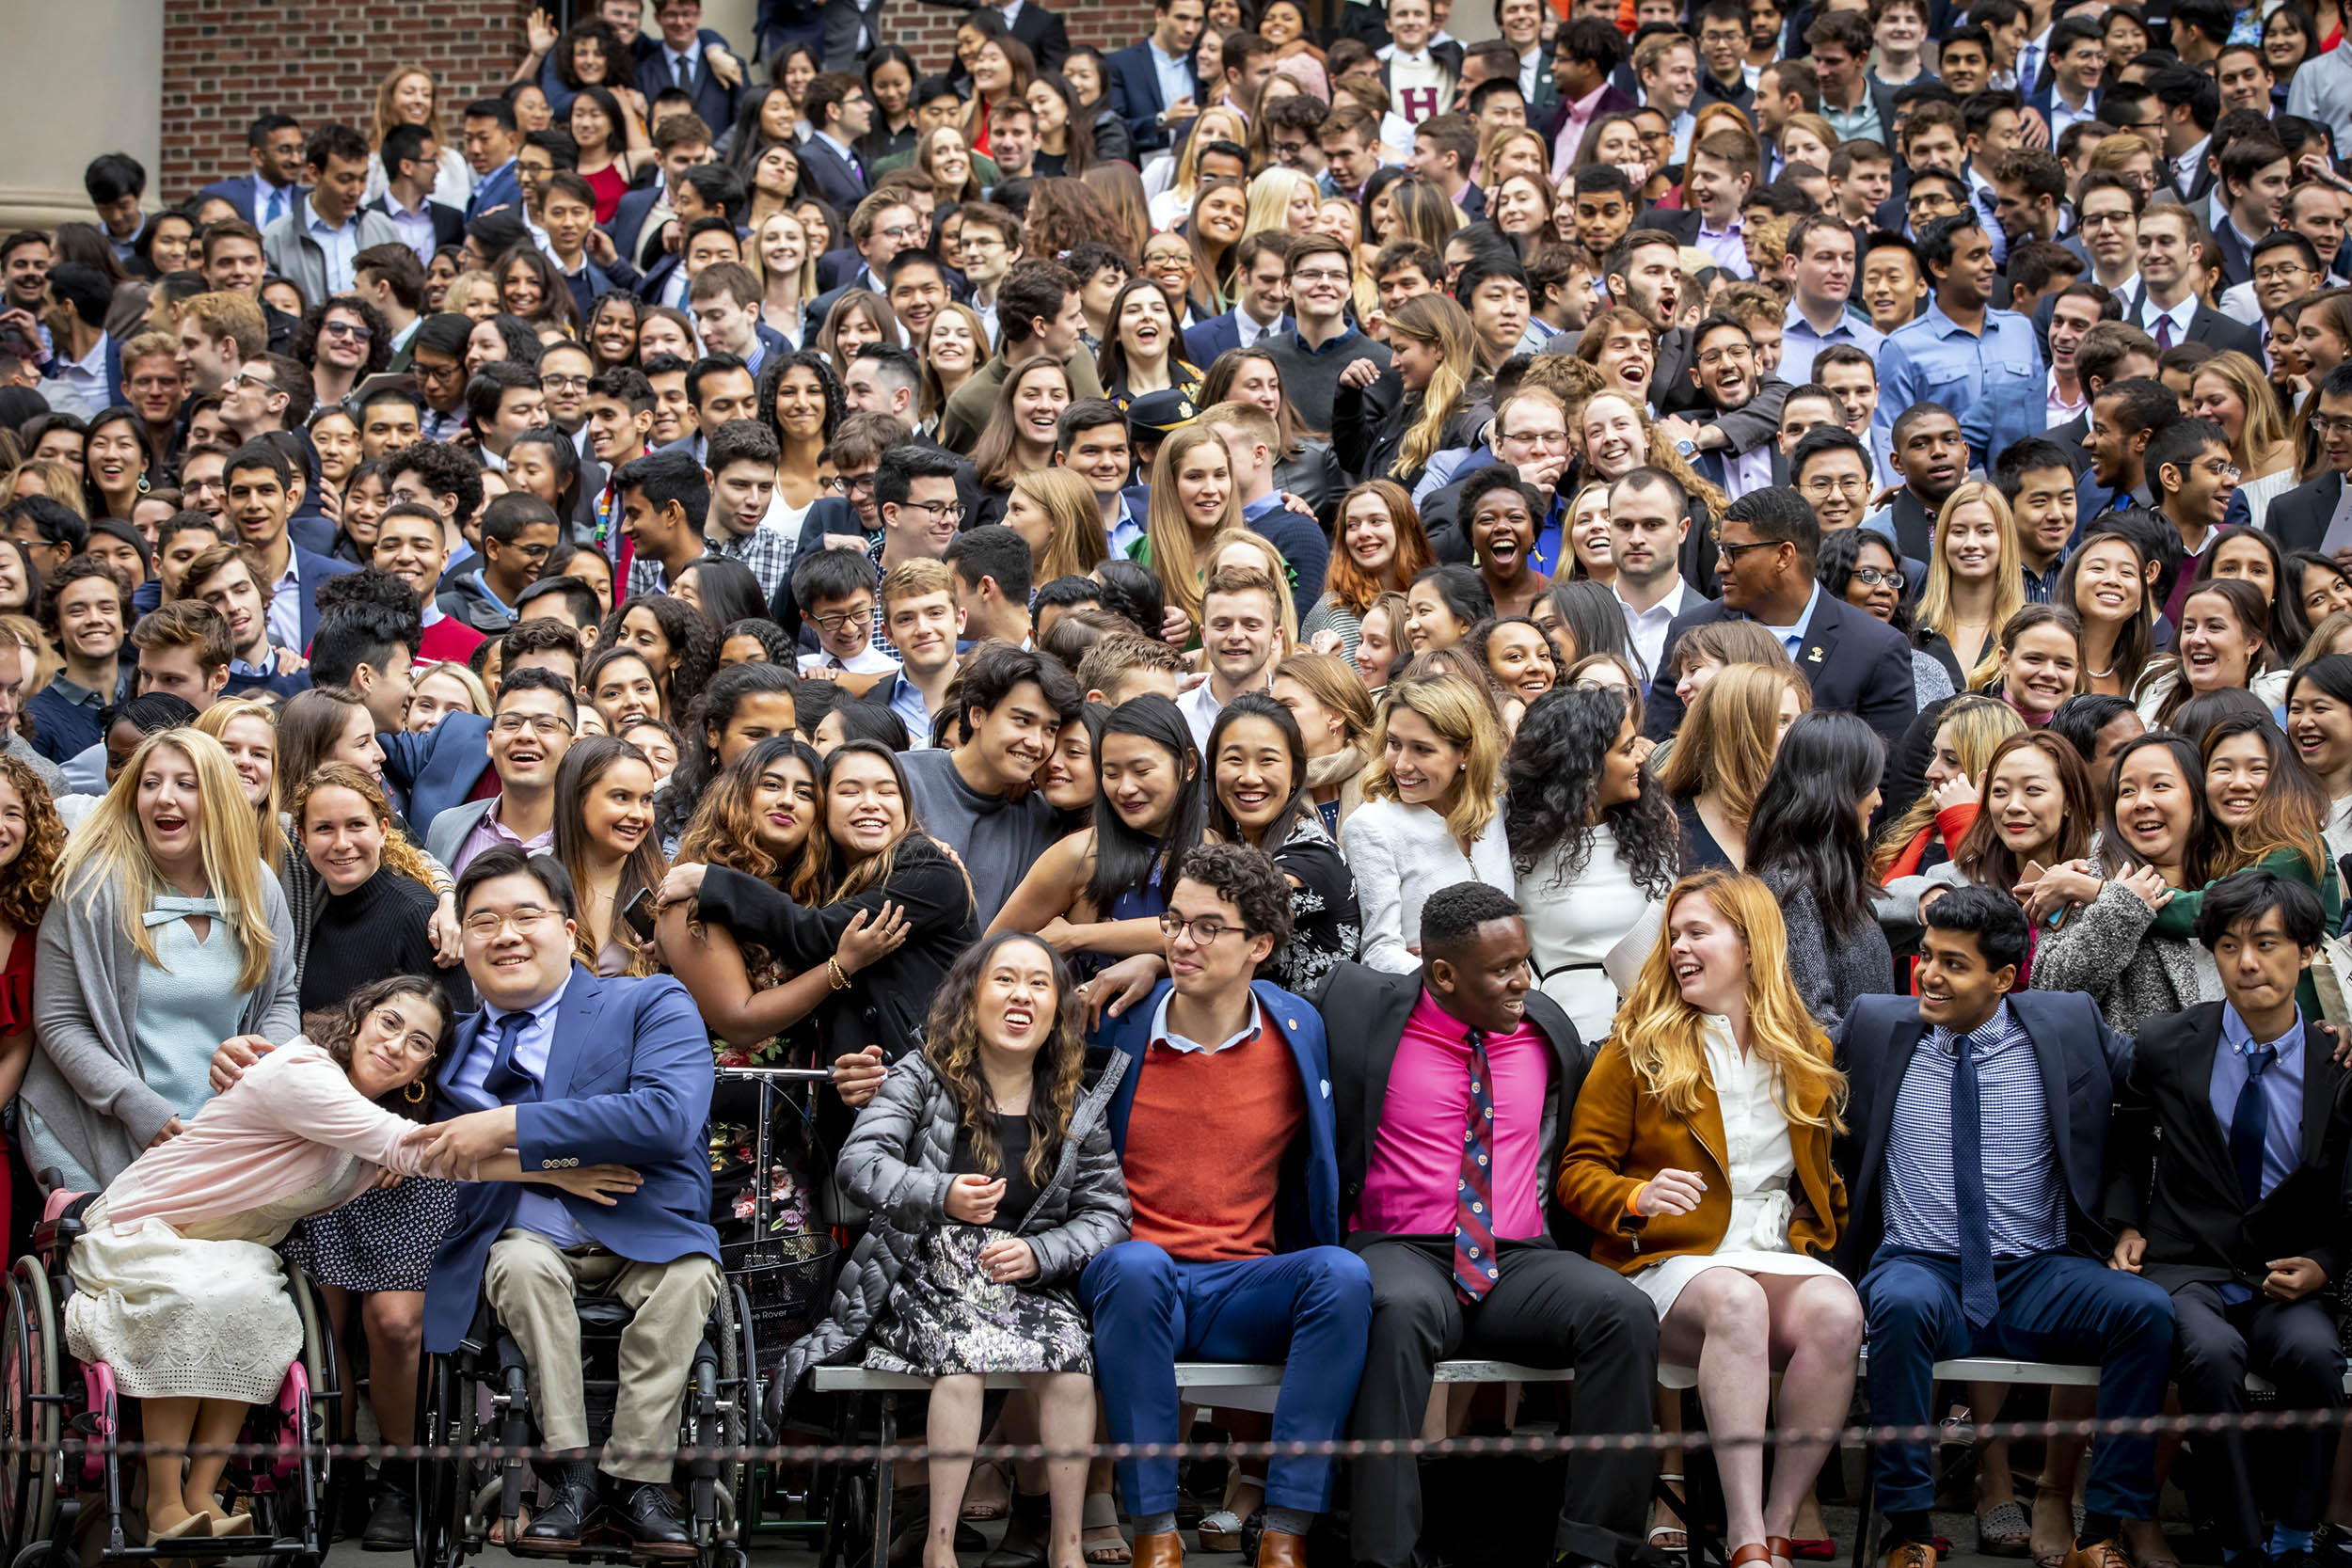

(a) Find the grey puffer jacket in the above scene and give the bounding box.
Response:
[775,1050,1132,1403]
[2031,879,2221,1038]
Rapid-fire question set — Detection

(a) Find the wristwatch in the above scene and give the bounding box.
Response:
[1674,437,1697,458]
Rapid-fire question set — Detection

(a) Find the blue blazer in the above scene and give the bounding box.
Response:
[1095,977,1343,1252]
[797,134,869,216]
[1181,310,1288,369]
[199,174,309,228]
[1830,990,2133,1275]
[290,545,356,650]
[636,51,739,142]
[422,967,719,1352]
[380,710,493,834]
[1105,40,1198,155]
[465,162,524,225]
[607,185,669,270]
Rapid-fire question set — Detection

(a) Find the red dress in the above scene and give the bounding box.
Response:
[582,162,630,226]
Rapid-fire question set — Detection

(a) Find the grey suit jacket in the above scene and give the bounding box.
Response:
[262,206,406,311]
[424,798,498,870]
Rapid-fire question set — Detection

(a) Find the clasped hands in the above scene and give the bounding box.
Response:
[405,1106,641,1204]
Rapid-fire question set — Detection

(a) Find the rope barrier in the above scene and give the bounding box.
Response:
[26,1405,2352,1468]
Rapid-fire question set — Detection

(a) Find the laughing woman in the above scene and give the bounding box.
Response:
[2137,578,2287,730]
[1093,279,1200,410]
[1203,693,1362,991]
[971,359,1076,513]
[2285,655,2352,863]
[552,736,666,977]
[1303,481,1435,662]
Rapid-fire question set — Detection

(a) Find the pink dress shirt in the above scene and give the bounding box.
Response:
[1354,990,1554,1238]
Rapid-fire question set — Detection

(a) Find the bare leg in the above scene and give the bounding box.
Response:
[1651,1388,1689,1548]
[1661,1269,1774,1552]
[142,1399,199,1535]
[1759,1275,1864,1547]
[921,1375,985,1568]
[992,1393,1038,1502]
[1975,1384,2019,1511]
[1082,1398,1126,1564]
[317,1286,356,1440]
[1031,1372,1095,1568]
[182,1400,249,1520]
[361,1291,423,1446]
[2034,1389,2094,1565]
[2328,1418,2352,1527]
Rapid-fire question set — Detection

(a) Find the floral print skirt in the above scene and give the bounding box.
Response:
[862,1224,1094,1378]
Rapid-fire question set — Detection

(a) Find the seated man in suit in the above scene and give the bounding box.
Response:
[1083,843,1374,1568]
[2109,870,2350,1568]
[1311,882,1657,1568]
[1643,486,1914,750]
[1836,887,2175,1568]
[420,846,720,1555]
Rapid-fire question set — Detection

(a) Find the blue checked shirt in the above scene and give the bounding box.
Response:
[1883,1001,2068,1260]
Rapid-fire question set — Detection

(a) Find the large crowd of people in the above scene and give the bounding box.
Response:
[6,0,2352,1563]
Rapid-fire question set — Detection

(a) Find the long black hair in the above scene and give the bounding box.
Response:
[1743,708,1887,942]
[2190,524,2312,666]
[678,556,766,629]
[661,660,801,842]
[599,592,720,715]
[1083,693,1206,916]
[1503,685,1679,896]
[1203,691,1315,850]
[1091,559,1166,640]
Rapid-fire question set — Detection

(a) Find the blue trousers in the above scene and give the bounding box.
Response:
[1079,1241,1374,1517]
[1860,1247,2175,1517]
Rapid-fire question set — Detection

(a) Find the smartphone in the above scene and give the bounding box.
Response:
[622,886,658,942]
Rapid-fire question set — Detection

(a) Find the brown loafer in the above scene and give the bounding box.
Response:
[1256,1528,1310,1568]
[2063,1540,2135,1568]
[1884,1541,1941,1568]
[1130,1528,1183,1568]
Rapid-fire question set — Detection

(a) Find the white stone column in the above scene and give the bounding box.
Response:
[0,0,165,230]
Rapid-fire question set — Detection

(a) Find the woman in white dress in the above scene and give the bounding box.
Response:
[63,976,636,1545]
[1557,870,1862,1568]
[1503,685,1679,1041]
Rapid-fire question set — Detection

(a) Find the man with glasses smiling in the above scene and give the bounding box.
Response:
[2220,231,2321,331]
[405,312,476,440]
[1419,388,1571,562]
[427,670,579,873]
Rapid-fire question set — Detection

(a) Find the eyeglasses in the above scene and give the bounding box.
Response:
[2079,210,2134,229]
[898,499,966,523]
[809,605,875,634]
[226,370,279,393]
[540,372,590,391]
[2255,264,2314,284]
[1160,911,1243,944]
[824,472,877,494]
[2314,415,2352,438]
[1852,565,1906,590]
[1500,427,1569,449]
[1291,267,1350,285]
[1802,474,1868,498]
[1717,537,1784,562]
[322,320,373,340]
[491,713,576,737]
[462,904,563,938]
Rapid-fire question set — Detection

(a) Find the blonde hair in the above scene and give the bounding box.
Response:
[1141,425,1243,626]
[1655,662,1809,827]
[1010,466,1112,582]
[195,697,287,872]
[747,210,821,304]
[1387,293,1479,483]
[1173,107,1251,202]
[0,614,56,704]
[1613,870,1845,1131]
[409,660,491,718]
[441,270,501,319]
[370,63,446,150]
[58,729,276,993]
[2193,349,2293,476]
[1243,166,1315,241]
[8,462,87,517]
[1868,693,2026,876]
[1200,527,1300,650]
[1363,670,1504,846]
[919,301,993,424]
[1917,482,2027,687]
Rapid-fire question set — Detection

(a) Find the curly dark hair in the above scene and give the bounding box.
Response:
[757,349,846,452]
[922,930,1089,1188]
[1169,840,1294,955]
[599,593,720,717]
[301,974,459,1124]
[1503,685,1679,896]
[0,753,64,934]
[290,294,392,376]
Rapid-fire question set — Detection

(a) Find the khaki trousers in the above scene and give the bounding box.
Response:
[483,1229,723,1482]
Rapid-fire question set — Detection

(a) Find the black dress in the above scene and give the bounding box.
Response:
[280,867,468,1293]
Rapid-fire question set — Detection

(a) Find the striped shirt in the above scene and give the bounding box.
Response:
[1883,1002,2067,1260]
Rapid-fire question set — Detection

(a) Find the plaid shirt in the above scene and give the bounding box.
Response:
[707,524,797,605]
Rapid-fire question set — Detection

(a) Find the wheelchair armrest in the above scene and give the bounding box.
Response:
[458,1295,501,1357]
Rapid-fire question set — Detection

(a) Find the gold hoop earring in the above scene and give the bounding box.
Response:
[405,1080,428,1103]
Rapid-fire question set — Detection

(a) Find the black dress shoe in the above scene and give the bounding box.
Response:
[606,1481,695,1559]
[360,1487,414,1553]
[518,1463,597,1552]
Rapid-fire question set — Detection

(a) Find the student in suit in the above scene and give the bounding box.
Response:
[1642,486,1915,754]
[919,0,1071,71]
[1105,0,1205,155]
[634,12,740,142]
[420,847,719,1556]
[2129,205,2265,359]
[1081,843,1373,1568]
[1315,882,1659,1568]
[219,440,355,657]
[1835,887,2176,1568]
[2107,870,2351,1567]
[381,709,497,836]
[199,113,310,230]
[2267,362,2352,553]
[798,72,875,216]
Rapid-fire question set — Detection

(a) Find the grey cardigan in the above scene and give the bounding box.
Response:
[24,865,300,1188]
[776,1050,1132,1402]
[2031,878,2221,1038]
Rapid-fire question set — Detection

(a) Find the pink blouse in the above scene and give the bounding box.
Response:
[101,1041,433,1229]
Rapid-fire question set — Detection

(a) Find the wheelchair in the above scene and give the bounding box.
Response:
[410,1264,760,1568]
[0,1191,342,1568]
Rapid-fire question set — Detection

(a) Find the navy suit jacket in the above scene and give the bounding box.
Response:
[380,711,494,835]
[607,185,670,269]
[290,545,356,651]
[558,254,641,326]
[199,174,308,228]
[1096,977,1343,1252]
[797,133,869,215]
[1106,40,1198,154]
[2268,470,2342,554]
[1830,990,2134,1274]
[1181,309,1288,368]
[423,966,719,1353]
[465,161,524,225]
[635,50,739,139]
[1643,589,1915,753]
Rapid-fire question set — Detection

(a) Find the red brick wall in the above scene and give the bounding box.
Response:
[156,0,1164,204]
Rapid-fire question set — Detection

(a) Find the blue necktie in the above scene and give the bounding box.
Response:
[482,1010,533,1101]
[1950,1031,1999,1327]
[2229,1042,2280,1206]
[263,185,285,228]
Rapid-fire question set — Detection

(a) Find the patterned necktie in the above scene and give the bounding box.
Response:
[482,1010,533,1101]
[2229,1042,2280,1205]
[1949,1031,1999,1327]
[2154,314,2175,351]
[1452,1026,1501,1304]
